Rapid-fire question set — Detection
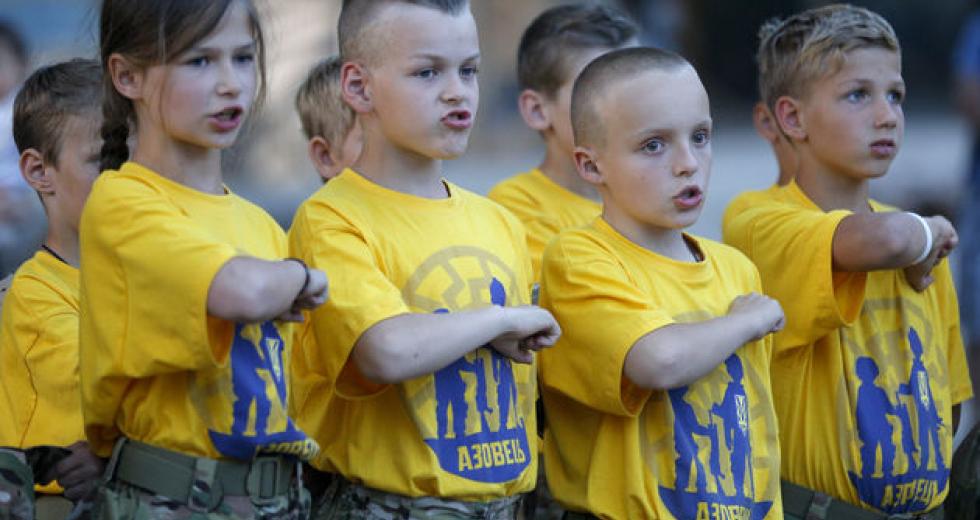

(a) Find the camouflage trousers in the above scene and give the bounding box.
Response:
[91,478,310,520]
[0,450,33,520]
[311,478,524,520]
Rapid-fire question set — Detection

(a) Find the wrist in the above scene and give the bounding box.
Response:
[906,212,933,265]
[283,258,310,298]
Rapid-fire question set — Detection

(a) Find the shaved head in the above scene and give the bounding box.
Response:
[339,0,469,63]
[571,47,689,148]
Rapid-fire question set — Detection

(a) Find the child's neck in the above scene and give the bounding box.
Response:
[42,215,80,268]
[353,133,448,199]
[602,209,697,263]
[539,141,599,201]
[796,160,872,214]
[132,137,225,195]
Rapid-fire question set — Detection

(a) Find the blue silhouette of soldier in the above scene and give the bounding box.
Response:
[433,278,508,439]
[230,322,285,437]
[711,355,753,498]
[897,328,945,472]
[855,357,903,479]
[670,387,721,494]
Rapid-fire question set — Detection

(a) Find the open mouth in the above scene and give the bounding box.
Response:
[442,110,472,129]
[673,185,704,209]
[213,107,242,122]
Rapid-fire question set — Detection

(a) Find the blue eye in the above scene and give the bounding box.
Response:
[234,52,255,65]
[461,66,479,79]
[186,56,209,67]
[416,68,437,79]
[887,89,904,104]
[845,89,868,103]
[642,139,664,154]
[693,129,710,146]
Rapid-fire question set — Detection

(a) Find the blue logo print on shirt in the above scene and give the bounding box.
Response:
[209,321,314,460]
[424,278,531,483]
[658,355,773,520]
[847,327,948,513]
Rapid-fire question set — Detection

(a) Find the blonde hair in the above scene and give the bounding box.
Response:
[295,56,354,147]
[756,4,899,108]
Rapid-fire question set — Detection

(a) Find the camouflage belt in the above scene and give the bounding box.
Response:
[320,476,525,519]
[106,438,298,511]
[781,480,943,520]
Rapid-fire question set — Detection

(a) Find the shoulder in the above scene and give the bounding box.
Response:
[544,224,613,267]
[488,171,537,201]
[6,257,75,320]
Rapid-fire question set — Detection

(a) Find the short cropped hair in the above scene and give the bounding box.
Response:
[571,47,688,147]
[295,56,355,147]
[339,0,468,62]
[756,4,900,109]
[518,3,637,98]
[13,59,102,164]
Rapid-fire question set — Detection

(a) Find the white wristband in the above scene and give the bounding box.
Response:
[907,212,933,265]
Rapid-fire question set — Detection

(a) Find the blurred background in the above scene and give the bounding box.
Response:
[0,0,975,271]
[1,0,979,435]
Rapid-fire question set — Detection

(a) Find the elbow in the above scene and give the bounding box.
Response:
[352,327,407,385]
[624,343,685,391]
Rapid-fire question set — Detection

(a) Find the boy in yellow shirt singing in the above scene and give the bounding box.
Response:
[488,3,636,281]
[288,0,561,517]
[723,5,970,518]
[0,59,106,515]
[294,55,362,184]
[539,47,785,520]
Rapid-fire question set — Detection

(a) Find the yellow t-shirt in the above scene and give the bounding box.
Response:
[488,169,600,281]
[539,218,782,520]
[723,181,972,514]
[79,162,318,461]
[0,250,84,449]
[288,168,537,500]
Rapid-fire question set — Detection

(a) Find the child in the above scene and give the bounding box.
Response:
[288,0,560,517]
[488,3,636,281]
[0,58,106,517]
[723,5,970,518]
[81,0,328,517]
[538,46,785,520]
[294,55,362,183]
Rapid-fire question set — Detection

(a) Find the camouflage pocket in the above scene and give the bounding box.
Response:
[0,451,34,520]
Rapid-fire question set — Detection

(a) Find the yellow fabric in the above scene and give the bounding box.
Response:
[488,169,600,281]
[0,251,82,495]
[79,161,318,461]
[288,168,537,500]
[539,218,782,520]
[723,181,972,514]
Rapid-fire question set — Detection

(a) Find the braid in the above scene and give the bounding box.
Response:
[99,84,131,172]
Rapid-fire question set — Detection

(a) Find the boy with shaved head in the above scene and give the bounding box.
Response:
[538,47,785,520]
[288,0,561,517]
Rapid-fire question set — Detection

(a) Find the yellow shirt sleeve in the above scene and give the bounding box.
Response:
[540,232,673,417]
[934,260,973,405]
[80,175,238,453]
[289,202,410,398]
[724,198,866,351]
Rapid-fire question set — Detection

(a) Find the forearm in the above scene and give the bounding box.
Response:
[353,307,513,384]
[207,256,305,322]
[832,212,929,271]
[624,315,760,390]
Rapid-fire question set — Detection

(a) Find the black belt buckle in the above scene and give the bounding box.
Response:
[247,456,285,503]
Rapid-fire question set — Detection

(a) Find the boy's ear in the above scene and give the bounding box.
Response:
[19,149,53,195]
[518,89,551,132]
[107,53,143,101]
[573,146,603,186]
[308,136,342,183]
[341,62,372,114]
[752,102,780,144]
[773,95,806,141]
